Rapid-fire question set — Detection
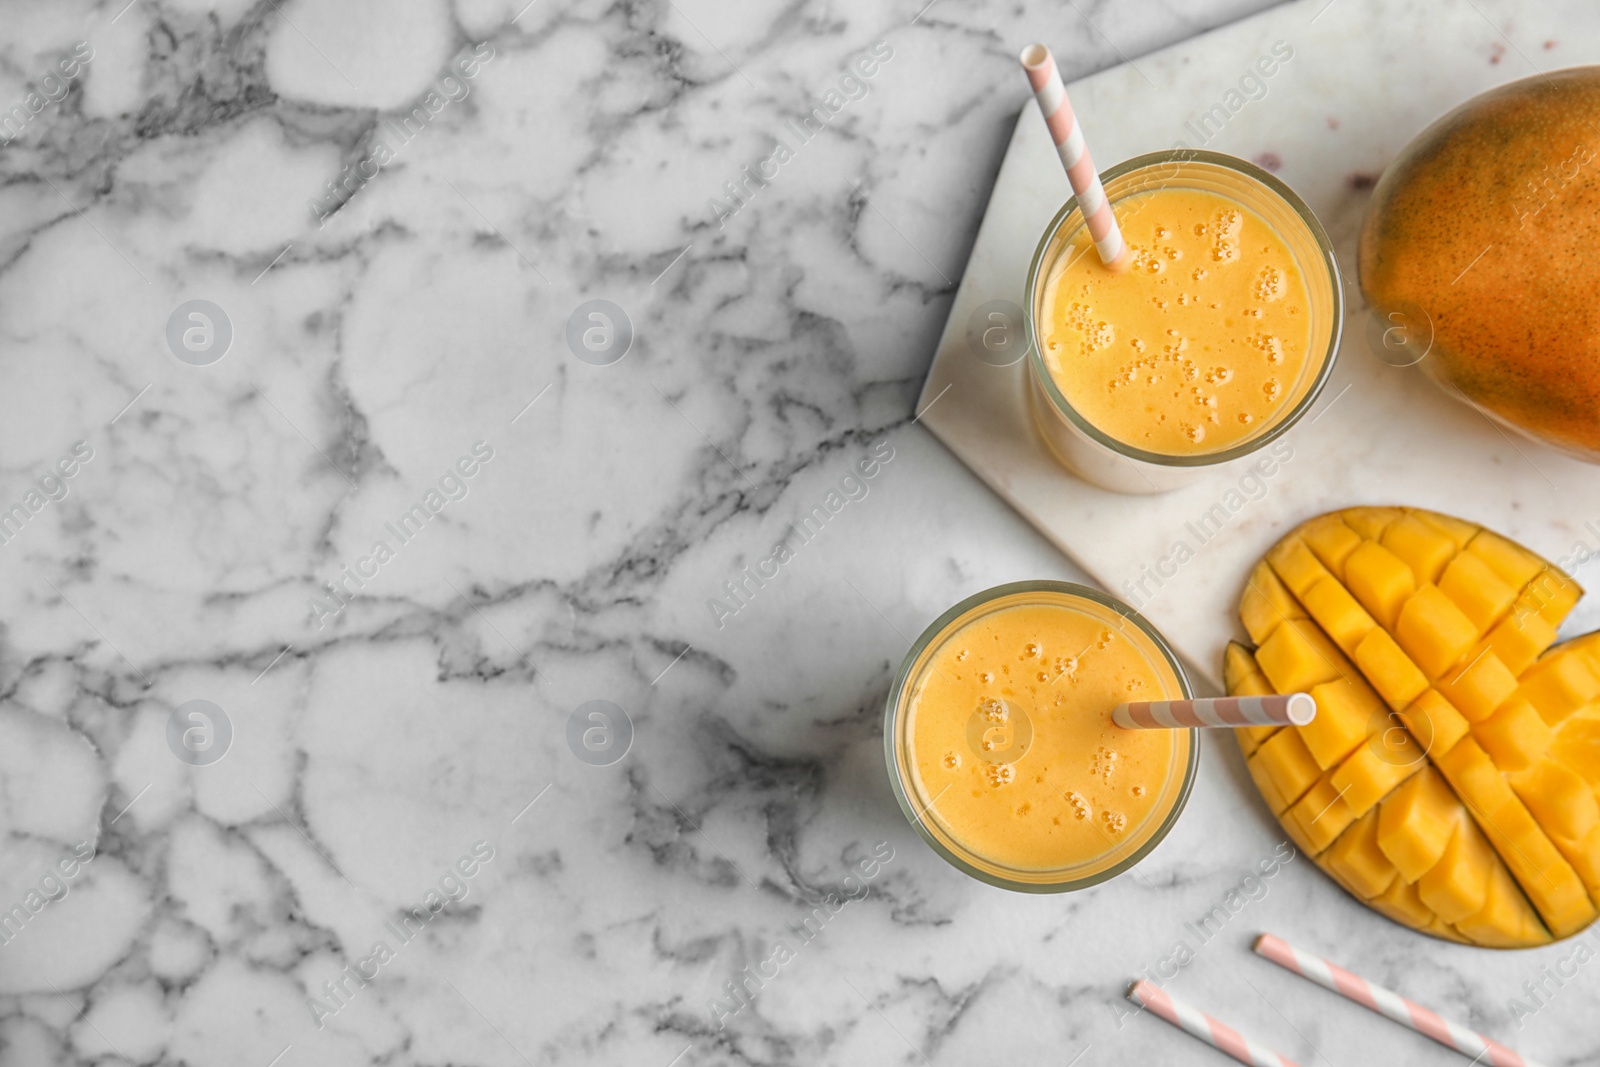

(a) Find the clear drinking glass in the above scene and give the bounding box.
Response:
[884,580,1198,892]
[1025,150,1343,494]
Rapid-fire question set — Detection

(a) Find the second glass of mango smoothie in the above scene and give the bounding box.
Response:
[1025,150,1343,493]
[885,581,1198,891]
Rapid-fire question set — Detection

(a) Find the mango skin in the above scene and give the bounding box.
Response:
[1359,67,1600,459]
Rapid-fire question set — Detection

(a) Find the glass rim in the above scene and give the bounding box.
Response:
[1024,148,1345,468]
[882,580,1200,893]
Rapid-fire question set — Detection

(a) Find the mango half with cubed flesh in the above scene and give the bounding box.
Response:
[1359,68,1600,459]
[1229,506,1600,947]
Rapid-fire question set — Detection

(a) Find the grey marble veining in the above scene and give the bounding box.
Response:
[0,1,1594,1066]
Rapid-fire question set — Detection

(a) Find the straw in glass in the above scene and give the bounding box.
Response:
[1114,693,1316,730]
[1020,43,1129,271]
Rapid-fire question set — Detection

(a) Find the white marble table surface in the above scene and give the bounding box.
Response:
[0,2,1594,1066]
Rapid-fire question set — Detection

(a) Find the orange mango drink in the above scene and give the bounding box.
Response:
[1039,185,1314,455]
[887,583,1196,890]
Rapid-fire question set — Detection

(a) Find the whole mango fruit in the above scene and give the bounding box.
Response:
[1359,68,1600,460]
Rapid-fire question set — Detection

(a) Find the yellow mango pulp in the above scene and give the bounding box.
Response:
[1231,506,1599,947]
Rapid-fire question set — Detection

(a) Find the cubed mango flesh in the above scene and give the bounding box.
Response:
[1332,731,1424,817]
[1515,568,1584,630]
[1228,507,1595,947]
[1345,540,1418,628]
[1256,618,1345,694]
[1437,649,1520,723]
[1417,816,1493,924]
[1549,711,1600,782]
[1394,584,1479,679]
[1438,551,1518,634]
[1399,690,1470,760]
[1481,611,1560,677]
[1435,740,1596,938]
[1251,727,1323,813]
[1224,641,1271,694]
[1473,699,1554,771]
[1354,629,1429,709]
[1454,862,1551,947]
[1324,808,1399,899]
[1371,875,1435,929]
[1467,530,1545,588]
[1510,758,1600,841]
[1342,507,1406,542]
[1301,577,1377,656]
[1225,643,1280,757]
[1556,823,1600,897]
[1268,537,1332,598]
[1288,772,1358,853]
[1240,562,1305,647]
[1300,513,1364,572]
[1417,511,1479,552]
[1382,514,1458,585]
[1301,677,1379,769]
[1519,652,1600,727]
[1376,768,1458,881]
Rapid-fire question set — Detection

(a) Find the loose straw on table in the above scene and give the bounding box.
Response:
[1253,935,1549,1067]
[1113,693,1316,730]
[1128,980,1303,1067]
[1019,43,1129,270]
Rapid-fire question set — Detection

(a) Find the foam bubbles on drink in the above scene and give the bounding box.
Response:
[1066,790,1091,820]
[1254,264,1285,301]
[1040,186,1311,455]
[1251,333,1285,363]
[1091,745,1120,783]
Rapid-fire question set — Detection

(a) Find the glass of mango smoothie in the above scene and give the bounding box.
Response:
[885,581,1198,891]
[1025,150,1343,494]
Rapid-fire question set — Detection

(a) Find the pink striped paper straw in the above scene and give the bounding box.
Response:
[1129,980,1302,1067]
[1113,693,1316,730]
[1020,43,1129,271]
[1253,935,1547,1067]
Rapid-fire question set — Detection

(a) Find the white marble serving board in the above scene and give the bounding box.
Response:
[918,0,1600,688]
